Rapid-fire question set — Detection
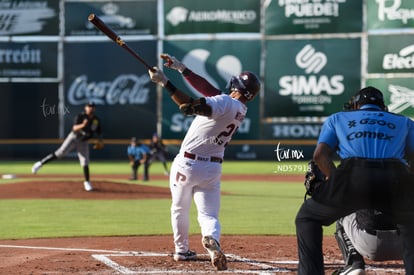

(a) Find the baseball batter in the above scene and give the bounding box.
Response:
[31,101,103,191]
[148,53,261,271]
[295,87,414,274]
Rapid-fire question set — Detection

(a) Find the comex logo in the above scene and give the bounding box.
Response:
[296,44,327,74]
[387,84,414,113]
[383,44,414,70]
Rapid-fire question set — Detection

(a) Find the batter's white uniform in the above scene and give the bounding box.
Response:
[170,94,247,254]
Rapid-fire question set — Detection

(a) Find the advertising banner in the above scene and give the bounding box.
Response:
[366,78,414,117]
[0,42,58,78]
[0,0,59,35]
[64,41,157,139]
[262,122,322,140]
[264,38,361,117]
[367,34,414,74]
[265,0,362,35]
[161,40,261,140]
[65,1,157,36]
[0,82,59,138]
[367,0,414,30]
[164,0,260,34]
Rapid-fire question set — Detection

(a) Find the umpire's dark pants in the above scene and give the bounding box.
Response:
[295,158,414,275]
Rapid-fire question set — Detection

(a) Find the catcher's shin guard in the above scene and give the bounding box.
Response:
[334,219,364,266]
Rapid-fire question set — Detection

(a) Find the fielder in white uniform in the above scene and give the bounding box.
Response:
[148,53,261,271]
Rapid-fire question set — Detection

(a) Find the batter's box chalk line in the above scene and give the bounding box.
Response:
[0,245,405,274]
[92,252,405,274]
[92,252,293,274]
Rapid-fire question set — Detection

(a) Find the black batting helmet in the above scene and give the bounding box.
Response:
[226,71,261,101]
[353,86,386,110]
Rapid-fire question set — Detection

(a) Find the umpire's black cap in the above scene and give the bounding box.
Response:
[353,86,385,109]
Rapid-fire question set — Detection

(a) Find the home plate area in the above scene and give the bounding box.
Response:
[92,251,405,275]
[0,235,405,274]
[92,251,298,274]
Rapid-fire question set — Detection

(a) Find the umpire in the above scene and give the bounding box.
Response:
[295,86,414,274]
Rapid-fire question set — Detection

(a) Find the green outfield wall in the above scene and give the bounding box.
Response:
[1,0,414,160]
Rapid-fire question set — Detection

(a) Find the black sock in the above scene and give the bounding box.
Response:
[83,165,90,182]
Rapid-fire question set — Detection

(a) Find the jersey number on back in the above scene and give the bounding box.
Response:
[215,123,238,147]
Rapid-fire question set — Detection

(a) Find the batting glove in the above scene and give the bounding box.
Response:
[160,53,186,73]
[149,67,169,87]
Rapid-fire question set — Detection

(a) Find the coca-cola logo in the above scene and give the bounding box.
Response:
[67,74,151,105]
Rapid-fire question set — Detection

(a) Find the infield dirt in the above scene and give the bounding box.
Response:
[0,174,404,274]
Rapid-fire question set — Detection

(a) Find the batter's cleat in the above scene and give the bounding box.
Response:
[83,181,93,191]
[173,250,196,261]
[332,263,366,275]
[31,161,42,174]
[202,236,227,271]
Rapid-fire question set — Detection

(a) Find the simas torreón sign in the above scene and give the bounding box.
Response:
[366,78,414,117]
[264,39,361,117]
[0,42,58,78]
[265,0,362,34]
[164,0,260,34]
[368,34,414,74]
[367,0,414,30]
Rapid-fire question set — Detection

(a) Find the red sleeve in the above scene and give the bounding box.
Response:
[183,70,221,97]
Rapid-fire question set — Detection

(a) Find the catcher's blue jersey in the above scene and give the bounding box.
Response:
[318,104,414,160]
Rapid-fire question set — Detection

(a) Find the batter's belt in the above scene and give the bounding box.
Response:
[184,151,223,163]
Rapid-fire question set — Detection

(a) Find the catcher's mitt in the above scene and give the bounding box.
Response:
[93,140,104,150]
[304,160,325,200]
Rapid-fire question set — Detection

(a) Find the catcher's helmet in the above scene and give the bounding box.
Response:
[226,71,261,101]
[352,86,386,110]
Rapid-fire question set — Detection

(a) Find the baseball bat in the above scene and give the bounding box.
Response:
[87,13,155,72]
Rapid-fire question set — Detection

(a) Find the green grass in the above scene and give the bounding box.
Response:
[0,160,335,239]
